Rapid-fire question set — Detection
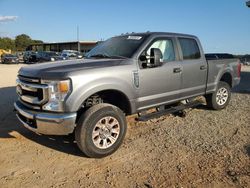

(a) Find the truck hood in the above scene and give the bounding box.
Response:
[18,58,126,79]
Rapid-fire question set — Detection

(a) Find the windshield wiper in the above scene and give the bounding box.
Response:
[88,54,128,59]
[109,55,128,59]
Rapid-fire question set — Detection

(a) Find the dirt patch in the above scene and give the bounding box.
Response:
[0,64,249,187]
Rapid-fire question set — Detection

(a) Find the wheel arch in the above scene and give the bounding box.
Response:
[85,89,132,115]
[219,72,232,88]
[73,87,133,118]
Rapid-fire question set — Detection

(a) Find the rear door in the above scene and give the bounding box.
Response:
[177,37,207,98]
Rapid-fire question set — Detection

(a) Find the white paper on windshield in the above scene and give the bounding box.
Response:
[127,36,142,40]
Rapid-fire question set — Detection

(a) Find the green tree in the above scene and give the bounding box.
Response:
[32,40,43,44]
[15,34,32,51]
[0,37,15,51]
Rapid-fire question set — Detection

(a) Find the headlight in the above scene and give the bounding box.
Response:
[51,57,55,61]
[41,79,72,112]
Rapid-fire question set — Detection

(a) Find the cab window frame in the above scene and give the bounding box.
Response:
[177,37,201,60]
[138,37,178,69]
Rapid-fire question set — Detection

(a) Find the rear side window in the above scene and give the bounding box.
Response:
[179,38,201,60]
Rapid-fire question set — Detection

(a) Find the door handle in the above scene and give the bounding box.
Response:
[173,67,182,73]
[200,65,207,70]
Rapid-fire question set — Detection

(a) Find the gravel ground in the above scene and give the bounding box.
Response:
[0,64,249,188]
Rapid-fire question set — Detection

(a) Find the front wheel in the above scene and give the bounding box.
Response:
[75,103,127,158]
[205,81,231,110]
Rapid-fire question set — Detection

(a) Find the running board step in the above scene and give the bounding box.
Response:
[137,101,202,122]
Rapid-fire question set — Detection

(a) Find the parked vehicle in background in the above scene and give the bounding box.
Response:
[239,54,250,66]
[26,53,38,64]
[28,51,63,63]
[0,49,12,63]
[75,51,84,59]
[1,54,19,64]
[37,51,62,62]
[14,32,241,158]
[23,51,37,63]
[15,52,24,63]
[243,61,250,66]
[205,53,234,60]
[61,50,84,60]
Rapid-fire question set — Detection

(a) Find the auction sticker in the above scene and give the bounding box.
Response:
[127,36,142,40]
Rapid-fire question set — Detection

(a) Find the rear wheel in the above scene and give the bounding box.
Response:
[75,103,127,158]
[205,81,231,110]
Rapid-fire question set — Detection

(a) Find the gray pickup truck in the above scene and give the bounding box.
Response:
[14,32,241,158]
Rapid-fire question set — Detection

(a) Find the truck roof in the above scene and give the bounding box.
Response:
[117,32,197,39]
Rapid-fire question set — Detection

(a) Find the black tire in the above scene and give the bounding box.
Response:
[205,81,231,110]
[75,103,127,158]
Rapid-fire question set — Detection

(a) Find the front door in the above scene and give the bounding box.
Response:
[136,38,182,111]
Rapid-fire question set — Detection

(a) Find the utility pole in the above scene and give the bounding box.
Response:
[77,25,80,52]
[247,0,250,7]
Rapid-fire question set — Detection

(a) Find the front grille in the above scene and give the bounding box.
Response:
[21,88,43,100]
[17,75,48,110]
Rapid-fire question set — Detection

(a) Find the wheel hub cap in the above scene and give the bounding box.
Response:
[92,116,120,149]
[216,87,228,106]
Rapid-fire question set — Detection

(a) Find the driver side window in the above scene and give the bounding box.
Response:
[147,39,175,62]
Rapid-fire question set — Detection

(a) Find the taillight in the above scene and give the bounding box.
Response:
[237,60,241,77]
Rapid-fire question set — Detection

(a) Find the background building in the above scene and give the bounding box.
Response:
[27,41,98,54]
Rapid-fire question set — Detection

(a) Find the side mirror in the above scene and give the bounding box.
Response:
[150,48,163,67]
[139,54,147,61]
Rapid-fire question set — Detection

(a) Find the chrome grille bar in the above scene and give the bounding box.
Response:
[18,75,39,83]
[16,78,49,106]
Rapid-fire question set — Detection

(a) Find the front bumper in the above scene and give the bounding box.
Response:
[14,101,76,135]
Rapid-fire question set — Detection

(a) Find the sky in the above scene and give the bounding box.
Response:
[0,0,249,54]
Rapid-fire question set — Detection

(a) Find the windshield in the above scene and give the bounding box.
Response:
[86,35,147,59]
